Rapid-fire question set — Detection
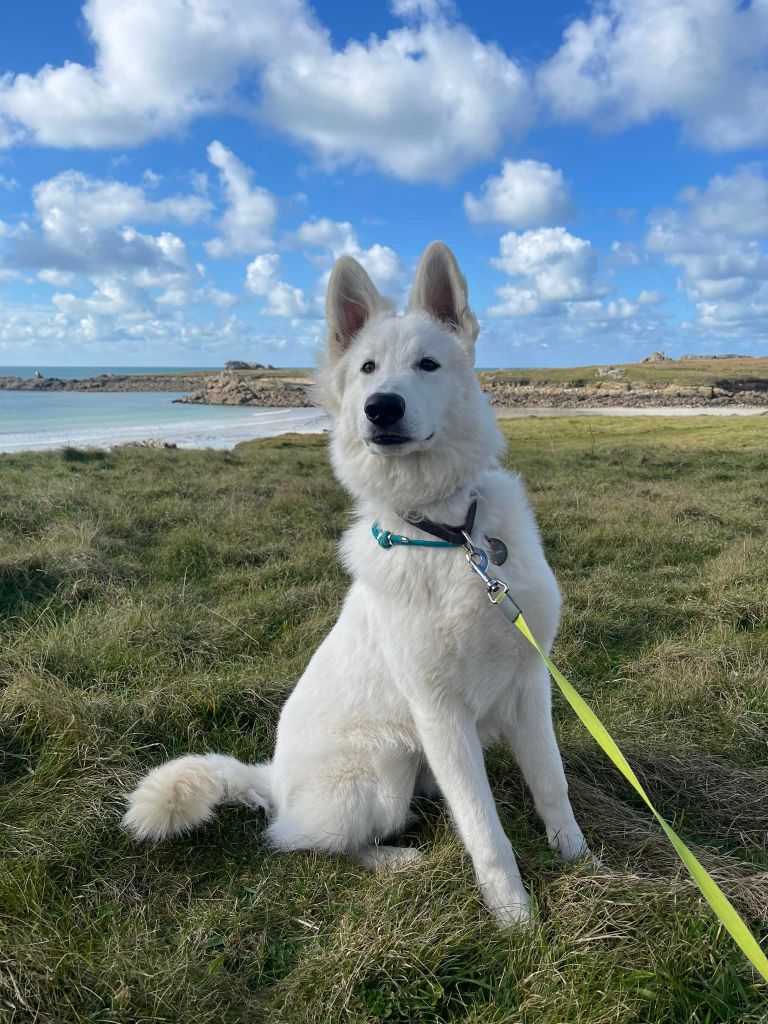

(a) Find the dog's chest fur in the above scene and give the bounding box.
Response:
[338,468,561,711]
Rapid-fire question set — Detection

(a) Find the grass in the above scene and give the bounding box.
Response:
[1,416,767,1023]
[478,356,768,390]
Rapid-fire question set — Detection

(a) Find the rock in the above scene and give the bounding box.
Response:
[225,360,265,370]
[640,351,672,363]
[596,366,626,379]
[174,373,313,408]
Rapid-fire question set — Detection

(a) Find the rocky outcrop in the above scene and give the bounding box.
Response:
[173,374,313,408]
[224,360,267,370]
[0,373,209,393]
[640,351,672,363]
[481,379,767,408]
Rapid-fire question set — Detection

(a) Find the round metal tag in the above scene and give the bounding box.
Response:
[486,536,508,566]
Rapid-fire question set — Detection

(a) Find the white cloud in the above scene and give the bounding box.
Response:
[464,159,573,227]
[32,170,210,240]
[485,226,668,356]
[490,227,606,314]
[205,141,278,257]
[675,165,768,238]
[38,269,76,287]
[539,0,768,151]
[53,277,153,318]
[289,218,406,291]
[3,167,228,335]
[245,253,280,293]
[0,1,531,183]
[262,20,530,182]
[0,299,293,363]
[0,174,18,191]
[244,253,309,318]
[645,165,768,336]
[609,239,645,267]
[390,0,455,19]
[0,0,322,150]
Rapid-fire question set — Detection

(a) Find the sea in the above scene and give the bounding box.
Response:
[0,366,330,453]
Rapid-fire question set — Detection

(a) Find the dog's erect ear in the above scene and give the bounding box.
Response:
[408,241,479,344]
[326,255,383,355]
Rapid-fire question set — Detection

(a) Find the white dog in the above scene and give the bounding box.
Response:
[123,242,589,925]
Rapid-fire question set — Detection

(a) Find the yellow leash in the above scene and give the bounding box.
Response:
[511,604,768,983]
[457,531,767,981]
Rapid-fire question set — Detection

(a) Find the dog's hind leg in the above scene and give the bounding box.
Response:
[267,747,422,869]
[356,845,424,872]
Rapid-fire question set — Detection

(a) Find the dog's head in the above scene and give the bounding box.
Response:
[315,241,504,507]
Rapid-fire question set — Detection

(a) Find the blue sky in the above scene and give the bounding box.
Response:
[0,0,766,368]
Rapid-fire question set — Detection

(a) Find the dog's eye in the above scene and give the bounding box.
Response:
[419,358,440,372]
[361,360,376,374]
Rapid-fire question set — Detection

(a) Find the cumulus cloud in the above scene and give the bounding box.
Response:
[538,0,768,151]
[485,225,668,358]
[0,299,289,362]
[645,165,768,336]
[464,159,573,227]
[0,0,322,149]
[261,20,530,182]
[0,0,530,183]
[244,253,310,317]
[1,166,246,339]
[289,218,406,291]
[38,269,76,287]
[205,141,277,257]
[390,0,456,18]
[637,289,663,305]
[489,226,607,315]
[33,170,210,239]
[6,170,210,291]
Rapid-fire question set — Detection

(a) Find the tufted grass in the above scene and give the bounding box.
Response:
[1,415,767,1023]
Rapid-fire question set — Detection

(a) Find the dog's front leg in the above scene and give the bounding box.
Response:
[412,703,530,927]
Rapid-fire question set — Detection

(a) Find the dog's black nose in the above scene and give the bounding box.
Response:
[364,392,406,427]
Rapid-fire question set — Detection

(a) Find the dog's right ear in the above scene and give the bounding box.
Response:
[326,255,383,356]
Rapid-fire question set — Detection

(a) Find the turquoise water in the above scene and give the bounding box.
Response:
[0,391,329,453]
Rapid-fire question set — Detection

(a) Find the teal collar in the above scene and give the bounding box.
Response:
[371,521,458,549]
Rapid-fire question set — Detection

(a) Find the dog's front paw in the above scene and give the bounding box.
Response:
[479,868,532,929]
[547,821,589,863]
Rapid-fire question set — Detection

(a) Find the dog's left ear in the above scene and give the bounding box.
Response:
[408,241,479,345]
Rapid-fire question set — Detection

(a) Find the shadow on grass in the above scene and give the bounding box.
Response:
[0,556,64,615]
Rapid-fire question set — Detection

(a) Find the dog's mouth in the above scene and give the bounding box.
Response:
[370,432,411,447]
[367,431,434,450]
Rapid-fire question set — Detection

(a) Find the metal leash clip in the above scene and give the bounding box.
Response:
[461,531,510,605]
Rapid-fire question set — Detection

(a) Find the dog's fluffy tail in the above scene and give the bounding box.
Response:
[122,754,273,842]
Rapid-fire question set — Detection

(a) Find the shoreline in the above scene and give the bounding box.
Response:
[2,403,765,455]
